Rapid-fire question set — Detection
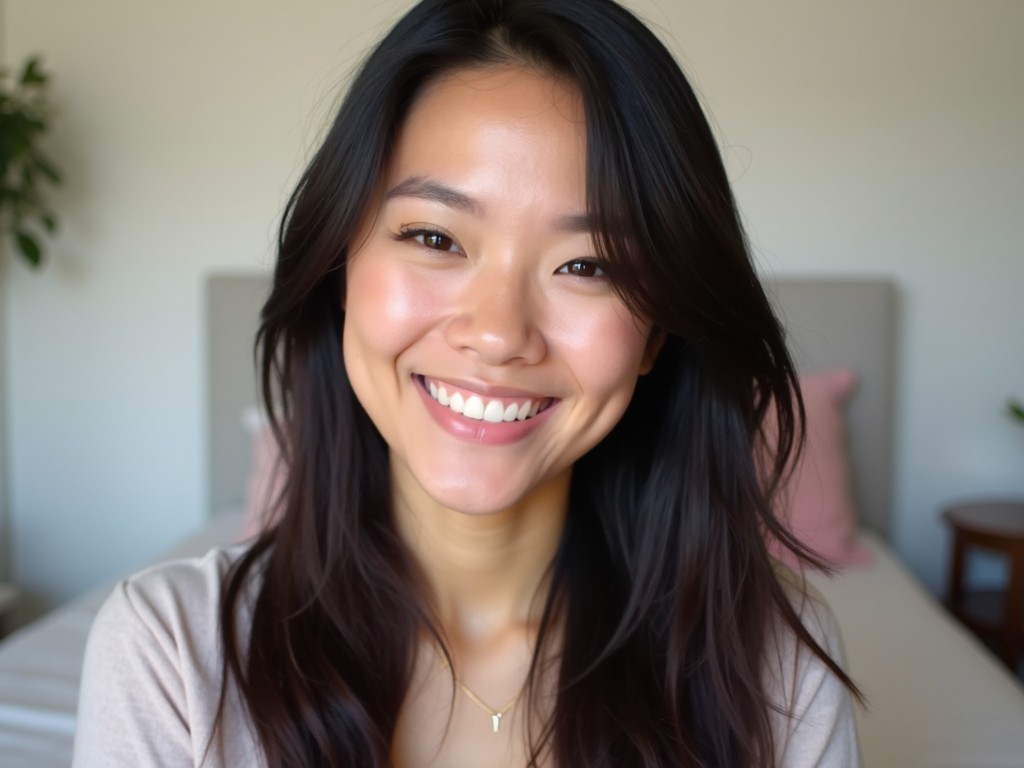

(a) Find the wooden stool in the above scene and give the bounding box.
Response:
[943,500,1024,668]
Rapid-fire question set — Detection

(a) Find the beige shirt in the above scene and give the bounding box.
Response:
[73,546,860,767]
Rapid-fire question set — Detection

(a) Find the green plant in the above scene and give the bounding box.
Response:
[1009,399,1024,424]
[0,56,62,268]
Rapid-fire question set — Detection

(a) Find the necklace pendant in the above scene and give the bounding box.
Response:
[491,712,502,733]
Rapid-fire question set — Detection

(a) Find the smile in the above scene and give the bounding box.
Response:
[420,376,553,423]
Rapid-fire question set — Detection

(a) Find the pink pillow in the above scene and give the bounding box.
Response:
[764,368,873,569]
[238,411,287,541]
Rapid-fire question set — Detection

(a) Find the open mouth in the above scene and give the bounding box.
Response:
[417,375,555,424]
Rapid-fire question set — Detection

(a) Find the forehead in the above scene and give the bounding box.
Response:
[386,65,587,186]
[411,64,583,123]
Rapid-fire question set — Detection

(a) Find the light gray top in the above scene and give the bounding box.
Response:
[74,546,860,767]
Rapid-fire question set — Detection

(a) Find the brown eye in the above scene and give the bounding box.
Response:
[422,232,456,251]
[397,227,463,254]
[558,259,605,278]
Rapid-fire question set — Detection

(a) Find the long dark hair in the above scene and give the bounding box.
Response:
[218,0,856,765]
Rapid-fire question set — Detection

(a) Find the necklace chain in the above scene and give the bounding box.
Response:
[455,679,519,733]
[437,651,524,733]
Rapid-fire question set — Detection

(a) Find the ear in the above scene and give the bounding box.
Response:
[639,328,666,375]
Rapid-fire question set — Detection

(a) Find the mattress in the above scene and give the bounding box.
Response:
[809,530,1024,767]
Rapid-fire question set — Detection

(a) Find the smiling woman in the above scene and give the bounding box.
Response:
[74,1,860,767]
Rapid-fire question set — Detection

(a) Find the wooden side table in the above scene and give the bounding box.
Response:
[943,500,1024,668]
[0,582,18,638]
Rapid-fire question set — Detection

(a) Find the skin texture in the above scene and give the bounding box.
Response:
[342,65,661,765]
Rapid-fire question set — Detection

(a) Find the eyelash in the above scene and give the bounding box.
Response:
[556,259,607,279]
[395,225,462,254]
[395,225,607,279]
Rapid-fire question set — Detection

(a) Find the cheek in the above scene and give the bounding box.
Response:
[554,304,652,404]
[343,258,441,372]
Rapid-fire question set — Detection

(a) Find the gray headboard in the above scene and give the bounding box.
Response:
[206,273,271,516]
[205,273,898,538]
[766,279,898,538]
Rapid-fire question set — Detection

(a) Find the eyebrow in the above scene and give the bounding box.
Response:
[384,176,482,216]
[384,175,595,233]
[551,212,595,233]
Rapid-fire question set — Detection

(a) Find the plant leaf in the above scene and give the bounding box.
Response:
[3,55,59,269]
[31,152,62,184]
[14,230,42,267]
[1008,400,1024,423]
[19,57,48,87]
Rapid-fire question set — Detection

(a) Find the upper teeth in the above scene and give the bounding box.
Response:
[428,380,542,423]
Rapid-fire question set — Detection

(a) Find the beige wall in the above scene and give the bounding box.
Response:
[3,0,1022,609]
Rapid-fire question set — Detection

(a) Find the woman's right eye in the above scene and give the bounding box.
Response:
[397,227,463,254]
[420,232,457,251]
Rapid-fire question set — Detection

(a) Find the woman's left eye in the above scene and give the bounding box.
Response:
[556,259,606,278]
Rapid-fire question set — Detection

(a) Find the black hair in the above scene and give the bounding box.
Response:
[217,1,856,765]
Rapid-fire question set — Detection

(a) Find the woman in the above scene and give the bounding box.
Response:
[75,0,861,765]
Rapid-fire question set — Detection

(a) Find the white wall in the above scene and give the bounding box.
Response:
[3,0,1022,610]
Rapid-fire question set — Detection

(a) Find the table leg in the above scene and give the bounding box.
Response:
[1004,545,1024,668]
[947,533,966,616]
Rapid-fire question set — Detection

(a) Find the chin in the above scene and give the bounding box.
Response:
[425,481,529,517]
[413,460,568,517]
[391,441,574,518]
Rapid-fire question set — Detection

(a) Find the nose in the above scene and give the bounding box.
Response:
[443,268,546,366]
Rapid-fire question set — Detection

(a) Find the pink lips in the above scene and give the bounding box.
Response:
[415,375,557,445]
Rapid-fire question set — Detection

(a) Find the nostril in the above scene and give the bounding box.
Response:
[442,309,545,366]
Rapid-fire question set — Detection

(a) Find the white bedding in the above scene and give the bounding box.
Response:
[0,512,244,768]
[809,530,1024,767]
[3,518,1024,767]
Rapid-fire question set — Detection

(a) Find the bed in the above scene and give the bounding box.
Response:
[1,273,1023,767]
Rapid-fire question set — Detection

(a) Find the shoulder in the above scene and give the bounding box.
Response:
[766,566,862,767]
[771,566,847,663]
[74,543,263,766]
[83,541,261,709]
[96,543,255,644]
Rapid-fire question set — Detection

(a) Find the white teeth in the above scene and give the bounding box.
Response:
[483,400,506,423]
[463,395,485,420]
[425,378,545,423]
[449,392,465,414]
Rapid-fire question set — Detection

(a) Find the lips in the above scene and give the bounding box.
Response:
[419,375,553,424]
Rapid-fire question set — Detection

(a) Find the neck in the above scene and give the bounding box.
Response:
[392,464,570,646]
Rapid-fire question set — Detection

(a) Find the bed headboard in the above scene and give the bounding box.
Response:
[205,273,898,538]
[766,279,898,539]
[206,273,272,516]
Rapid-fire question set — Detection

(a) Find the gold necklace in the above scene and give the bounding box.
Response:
[438,653,524,733]
[455,679,520,733]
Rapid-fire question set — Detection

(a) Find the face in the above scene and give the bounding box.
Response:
[343,65,660,516]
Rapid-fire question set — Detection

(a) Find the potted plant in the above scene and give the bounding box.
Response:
[0,56,62,268]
